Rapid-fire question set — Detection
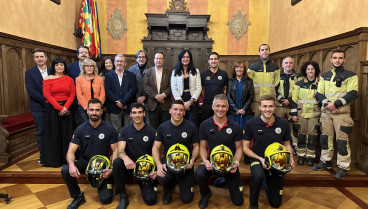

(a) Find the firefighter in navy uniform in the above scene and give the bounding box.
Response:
[61,98,118,209]
[275,56,302,149]
[113,102,157,209]
[195,94,244,209]
[313,50,358,179]
[243,95,295,209]
[152,100,199,205]
[247,44,280,117]
[291,61,321,166]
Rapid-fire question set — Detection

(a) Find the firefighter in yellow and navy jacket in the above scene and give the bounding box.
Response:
[275,56,302,149]
[313,50,358,179]
[248,44,280,117]
[291,61,321,167]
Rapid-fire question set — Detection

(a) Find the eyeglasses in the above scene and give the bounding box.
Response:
[85,65,94,68]
[137,56,146,59]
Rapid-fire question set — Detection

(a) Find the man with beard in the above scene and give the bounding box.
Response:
[201,52,228,122]
[243,95,295,209]
[313,50,358,179]
[129,50,151,125]
[152,100,199,205]
[105,54,137,131]
[61,98,118,209]
[113,102,157,209]
[247,44,280,116]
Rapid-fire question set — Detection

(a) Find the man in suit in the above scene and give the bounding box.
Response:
[67,46,90,81]
[143,52,172,129]
[105,54,137,132]
[25,48,50,163]
[128,50,151,125]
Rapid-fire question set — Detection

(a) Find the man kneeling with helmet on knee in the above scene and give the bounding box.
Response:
[113,102,157,209]
[61,98,118,209]
[243,95,295,209]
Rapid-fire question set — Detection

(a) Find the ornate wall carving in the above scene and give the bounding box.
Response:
[227,10,251,40]
[107,9,127,40]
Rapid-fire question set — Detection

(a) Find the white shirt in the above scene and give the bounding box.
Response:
[155,68,163,93]
[38,66,48,80]
[115,70,124,86]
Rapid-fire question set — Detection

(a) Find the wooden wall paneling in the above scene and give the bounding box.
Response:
[0,45,4,115]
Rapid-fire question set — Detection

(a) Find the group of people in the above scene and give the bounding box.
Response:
[24,43,358,209]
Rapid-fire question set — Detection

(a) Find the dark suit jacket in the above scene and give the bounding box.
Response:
[25,65,51,111]
[143,67,172,111]
[105,70,137,114]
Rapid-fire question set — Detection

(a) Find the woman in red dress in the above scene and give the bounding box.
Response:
[41,57,75,167]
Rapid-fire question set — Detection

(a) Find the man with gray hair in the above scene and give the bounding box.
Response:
[105,54,137,131]
[129,50,151,125]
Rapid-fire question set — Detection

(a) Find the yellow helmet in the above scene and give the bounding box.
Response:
[166,143,190,173]
[210,144,234,174]
[134,154,156,181]
[264,142,292,174]
[86,155,111,188]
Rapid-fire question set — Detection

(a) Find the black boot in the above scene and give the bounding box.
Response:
[116,194,129,209]
[67,193,86,209]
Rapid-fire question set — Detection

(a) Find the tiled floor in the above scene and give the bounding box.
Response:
[0,151,368,208]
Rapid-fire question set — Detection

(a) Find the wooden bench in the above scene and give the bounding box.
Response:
[0,113,37,163]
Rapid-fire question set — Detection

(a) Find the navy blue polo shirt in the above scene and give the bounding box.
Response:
[199,117,242,155]
[201,69,229,104]
[155,119,199,157]
[119,123,156,162]
[71,121,118,161]
[243,116,291,157]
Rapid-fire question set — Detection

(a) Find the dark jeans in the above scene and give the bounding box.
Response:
[31,110,44,155]
[195,164,244,206]
[113,158,157,205]
[77,105,89,123]
[61,159,113,204]
[249,159,284,208]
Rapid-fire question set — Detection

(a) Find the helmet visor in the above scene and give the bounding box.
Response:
[269,152,291,172]
[135,161,154,180]
[211,152,233,174]
[167,152,188,173]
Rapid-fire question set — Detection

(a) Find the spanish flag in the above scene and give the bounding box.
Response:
[78,0,101,58]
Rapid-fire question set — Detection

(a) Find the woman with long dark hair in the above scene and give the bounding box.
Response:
[171,49,202,125]
[291,61,321,166]
[100,56,115,77]
[41,57,75,167]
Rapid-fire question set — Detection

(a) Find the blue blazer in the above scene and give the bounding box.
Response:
[25,65,51,112]
[105,70,137,114]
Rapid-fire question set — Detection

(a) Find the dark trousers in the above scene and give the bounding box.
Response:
[195,164,244,206]
[148,105,170,129]
[201,102,214,122]
[61,159,113,204]
[31,110,44,156]
[112,158,157,205]
[77,105,89,123]
[250,160,283,208]
[158,162,195,204]
[184,102,199,126]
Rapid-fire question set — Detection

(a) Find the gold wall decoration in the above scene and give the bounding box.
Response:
[107,8,127,40]
[227,10,251,40]
[168,0,187,12]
